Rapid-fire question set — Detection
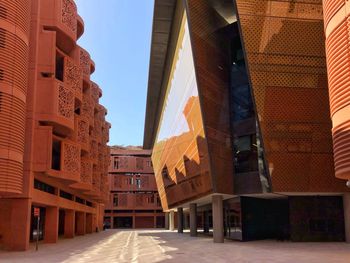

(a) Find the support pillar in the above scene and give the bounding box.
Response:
[76,212,86,235]
[169,210,175,231]
[44,206,59,243]
[212,195,224,243]
[203,211,210,233]
[177,207,183,233]
[64,210,75,238]
[111,215,114,229]
[164,212,169,230]
[0,199,31,251]
[86,213,93,234]
[190,203,197,237]
[344,193,350,242]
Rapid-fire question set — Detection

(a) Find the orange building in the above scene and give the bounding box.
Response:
[323,1,350,240]
[0,0,110,251]
[144,0,350,243]
[105,146,165,229]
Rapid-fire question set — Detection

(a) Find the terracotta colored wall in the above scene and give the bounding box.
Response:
[0,0,110,250]
[0,0,30,195]
[107,149,164,227]
[185,0,234,195]
[235,0,347,192]
[323,0,350,181]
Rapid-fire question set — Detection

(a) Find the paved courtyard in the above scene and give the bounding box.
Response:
[0,230,350,263]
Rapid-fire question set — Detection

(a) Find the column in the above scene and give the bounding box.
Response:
[76,212,86,235]
[212,195,224,243]
[177,207,183,233]
[0,199,31,251]
[64,210,75,238]
[184,213,189,229]
[169,210,175,231]
[44,206,59,243]
[203,211,210,233]
[86,213,93,234]
[164,212,169,230]
[110,215,114,229]
[190,203,197,237]
[344,193,350,242]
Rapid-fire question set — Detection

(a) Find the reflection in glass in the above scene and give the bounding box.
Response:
[152,15,211,209]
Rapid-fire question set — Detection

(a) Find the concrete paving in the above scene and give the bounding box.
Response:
[0,230,350,263]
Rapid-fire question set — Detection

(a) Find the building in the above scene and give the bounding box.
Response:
[0,0,110,251]
[323,0,350,232]
[105,146,165,229]
[144,0,350,243]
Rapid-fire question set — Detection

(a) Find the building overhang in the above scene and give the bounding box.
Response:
[143,0,177,149]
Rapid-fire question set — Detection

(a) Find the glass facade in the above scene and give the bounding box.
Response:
[152,14,211,210]
[229,24,270,193]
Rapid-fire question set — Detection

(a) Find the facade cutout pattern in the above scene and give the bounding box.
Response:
[77,118,89,144]
[82,93,94,121]
[234,0,347,192]
[80,49,90,75]
[90,140,98,160]
[65,58,82,96]
[58,85,74,119]
[62,142,80,174]
[91,83,100,102]
[81,159,92,183]
[92,168,101,191]
[61,0,77,33]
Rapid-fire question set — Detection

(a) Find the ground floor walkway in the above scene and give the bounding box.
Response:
[1,230,350,263]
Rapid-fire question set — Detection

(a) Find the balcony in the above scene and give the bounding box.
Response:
[89,140,98,164]
[33,127,81,183]
[91,82,101,103]
[36,78,75,135]
[70,157,92,191]
[77,14,84,40]
[40,0,78,52]
[69,115,90,152]
[64,56,82,101]
[79,47,91,81]
[88,168,101,197]
[81,90,95,126]
[112,193,160,210]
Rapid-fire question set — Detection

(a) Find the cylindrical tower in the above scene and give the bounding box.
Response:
[324,1,350,181]
[0,0,30,194]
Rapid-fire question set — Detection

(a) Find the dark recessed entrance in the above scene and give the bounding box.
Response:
[114,216,133,228]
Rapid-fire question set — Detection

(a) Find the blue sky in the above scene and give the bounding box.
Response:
[75,0,154,147]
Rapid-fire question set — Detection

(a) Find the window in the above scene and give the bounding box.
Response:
[113,195,118,206]
[51,140,61,171]
[233,135,258,173]
[60,190,73,200]
[55,52,64,81]
[114,157,119,169]
[75,197,85,204]
[135,178,141,189]
[146,160,153,167]
[129,177,133,185]
[34,179,55,195]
